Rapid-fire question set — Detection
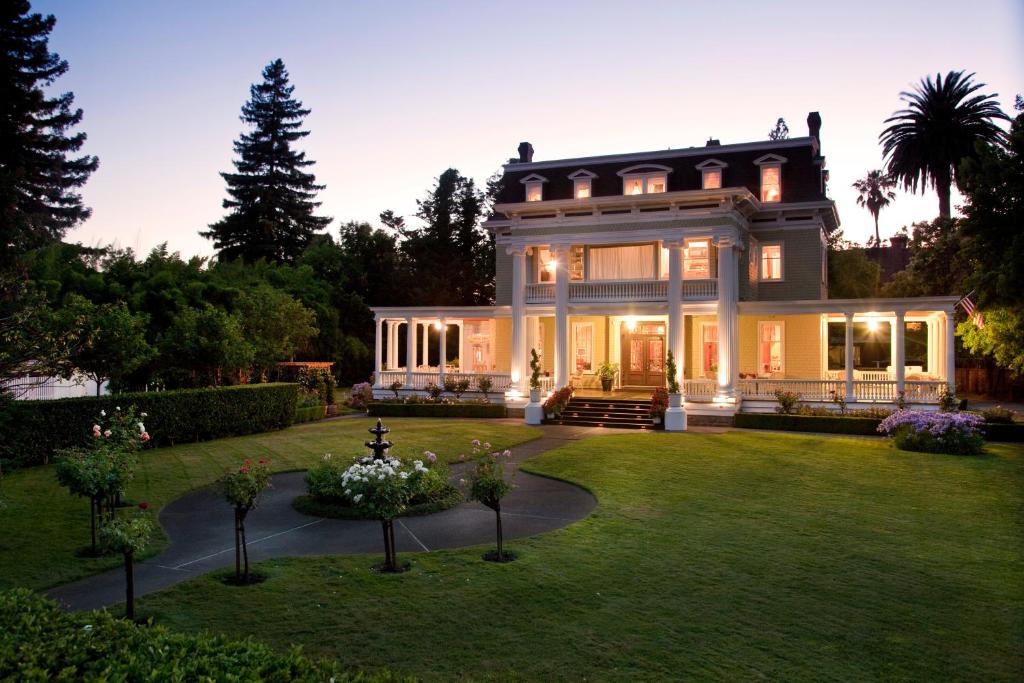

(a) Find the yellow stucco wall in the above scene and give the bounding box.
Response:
[493,318,511,372]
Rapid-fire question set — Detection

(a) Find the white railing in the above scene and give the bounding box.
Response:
[739,379,846,401]
[524,283,554,303]
[538,375,555,391]
[376,370,512,393]
[852,380,898,401]
[524,278,718,304]
[682,379,717,399]
[825,370,893,381]
[903,381,943,403]
[681,279,717,299]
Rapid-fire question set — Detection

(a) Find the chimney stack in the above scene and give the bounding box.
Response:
[517,141,534,163]
[706,138,720,146]
[807,111,821,139]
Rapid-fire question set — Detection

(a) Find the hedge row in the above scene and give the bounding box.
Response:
[0,383,298,468]
[982,422,1024,442]
[367,402,506,419]
[0,588,407,682]
[294,404,327,423]
[735,412,883,435]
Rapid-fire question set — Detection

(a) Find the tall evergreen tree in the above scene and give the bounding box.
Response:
[0,1,98,266]
[203,59,330,262]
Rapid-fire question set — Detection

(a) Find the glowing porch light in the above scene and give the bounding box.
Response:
[866,318,880,333]
[625,316,638,331]
[545,259,558,273]
[433,321,443,331]
[510,370,520,383]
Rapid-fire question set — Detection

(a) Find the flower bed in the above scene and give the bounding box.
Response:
[878,410,985,455]
[368,402,506,419]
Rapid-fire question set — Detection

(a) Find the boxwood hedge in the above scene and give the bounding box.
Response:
[0,383,298,468]
[0,588,408,682]
[982,422,1024,442]
[735,412,883,435]
[367,402,506,419]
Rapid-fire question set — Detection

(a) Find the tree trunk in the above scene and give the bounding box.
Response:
[388,520,397,571]
[124,551,135,620]
[936,171,952,219]
[873,214,881,245]
[381,519,392,570]
[495,504,503,559]
[240,516,249,582]
[234,508,241,581]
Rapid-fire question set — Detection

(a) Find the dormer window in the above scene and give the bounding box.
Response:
[520,173,548,202]
[754,154,787,203]
[618,164,671,195]
[568,169,597,200]
[695,159,727,190]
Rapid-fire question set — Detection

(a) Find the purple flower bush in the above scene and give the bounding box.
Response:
[877,410,985,455]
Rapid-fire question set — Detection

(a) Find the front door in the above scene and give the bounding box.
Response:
[621,322,666,387]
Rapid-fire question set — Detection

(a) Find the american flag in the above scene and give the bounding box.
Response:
[958,292,985,328]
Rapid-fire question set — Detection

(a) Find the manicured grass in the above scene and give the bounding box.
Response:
[140,432,1023,681]
[0,418,540,591]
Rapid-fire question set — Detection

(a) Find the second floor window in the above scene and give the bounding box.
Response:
[702,168,722,190]
[536,246,584,282]
[525,182,543,202]
[760,165,781,202]
[760,243,783,280]
[623,173,667,195]
[684,240,711,279]
[574,178,591,199]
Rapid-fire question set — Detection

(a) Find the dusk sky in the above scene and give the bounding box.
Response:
[36,0,1023,259]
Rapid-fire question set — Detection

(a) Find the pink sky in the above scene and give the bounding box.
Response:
[37,0,1023,258]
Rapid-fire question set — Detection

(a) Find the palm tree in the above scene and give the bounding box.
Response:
[852,170,897,244]
[880,70,1009,218]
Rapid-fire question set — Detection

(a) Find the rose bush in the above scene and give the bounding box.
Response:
[878,410,985,455]
[218,458,271,583]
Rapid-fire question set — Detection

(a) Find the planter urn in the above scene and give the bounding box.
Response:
[525,386,544,425]
[665,392,687,432]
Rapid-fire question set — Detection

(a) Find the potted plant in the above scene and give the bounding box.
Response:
[597,361,619,392]
[528,348,542,403]
[543,386,573,419]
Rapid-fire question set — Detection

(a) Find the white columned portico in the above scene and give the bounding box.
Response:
[666,239,685,395]
[438,319,447,385]
[374,317,383,386]
[552,244,571,388]
[944,310,956,391]
[421,323,429,368]
[894,311,906,395]
[715,237,738,400]
[404,317,415,387]
[844,312,855,402]
[508,246,528,393]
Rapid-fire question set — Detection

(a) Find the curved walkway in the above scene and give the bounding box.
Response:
[48,425,603,612]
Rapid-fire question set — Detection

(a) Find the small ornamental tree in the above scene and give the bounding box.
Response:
[54,407,149,554]
[341,456,429,572]
[476,375,493,402]
[529,349,542,390]
[665,351,680,394]
[218,459,271,584]
[389,380,403,399]
[98,503,153,620]
[463,440,515,562]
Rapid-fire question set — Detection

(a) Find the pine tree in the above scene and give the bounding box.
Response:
[203,59,330,262]
[0,1,98,266]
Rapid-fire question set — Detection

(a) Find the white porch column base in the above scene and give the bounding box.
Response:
[665,392,687,431]
[525,387,544,425]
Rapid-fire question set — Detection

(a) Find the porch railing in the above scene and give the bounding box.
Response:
[376,370,512,393]
[682,379,717,399]
[523,278,718,304]
[736,378,942,403]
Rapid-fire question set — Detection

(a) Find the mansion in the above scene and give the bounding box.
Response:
[371,113,956,418]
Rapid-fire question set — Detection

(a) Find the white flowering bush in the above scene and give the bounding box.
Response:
[878,410,985,455]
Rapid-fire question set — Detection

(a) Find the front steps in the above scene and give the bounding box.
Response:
[545,397,656,430]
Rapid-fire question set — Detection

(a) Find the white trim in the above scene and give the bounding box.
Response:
[567,169,598,179]
[519,173,549,184]
[752,153,788,166]
[695,158,729,170]
[757,320,785,377]
[502,137,815,172]
[616,163,674,176]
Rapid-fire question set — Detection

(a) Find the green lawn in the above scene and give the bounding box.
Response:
[139,431,1024,681]
[0,418,540,590]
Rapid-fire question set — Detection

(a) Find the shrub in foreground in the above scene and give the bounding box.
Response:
[0,588,408,682]
[878,410,985,455]
[1,383,297,468]
[735,412,883,435]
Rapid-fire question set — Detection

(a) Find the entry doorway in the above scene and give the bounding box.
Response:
[620,321,666,387]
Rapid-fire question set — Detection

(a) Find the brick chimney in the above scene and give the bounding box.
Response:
[517,142,534,163]
[706,138,720,146]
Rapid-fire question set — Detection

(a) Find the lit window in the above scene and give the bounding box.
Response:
[760,243,782,280]
[622,173,667,195]
[760,165,781,202]
[537,246,583,282]
[702,169,722,189]
[574,179,591,199]
[701,323,719,376]
[525,182,543,202]
[573,322,593,373]
[758,322,784,375]
[684,239,711,279]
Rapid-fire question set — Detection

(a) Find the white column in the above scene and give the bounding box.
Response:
[894,311,906,396]
[388,321,398,368]
[553,244,570,387]
[405,317,415,387]
[456,321,464,372]
[509,246,528,392]
[715,237,737,400]
[374,317,383,387]
[666,240,684,395]
[421,323,429,368]
[438,319,447,385]
[945,310,956,392]
[844,312,855,402]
